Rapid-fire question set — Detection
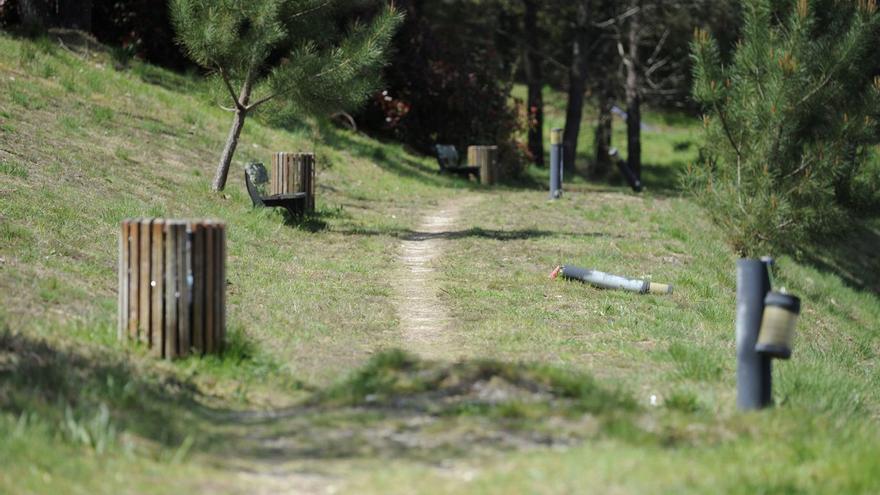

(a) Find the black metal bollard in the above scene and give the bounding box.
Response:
[549,128,563,199]
[610,148,642,192]
[736,259,773,410]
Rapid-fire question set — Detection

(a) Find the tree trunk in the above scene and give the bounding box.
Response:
[625,2,641,180]
[212,77,253,192]
[593,84,613,178]
[523,0,544,167]
[562,2,590,173]
[213,110,247,192]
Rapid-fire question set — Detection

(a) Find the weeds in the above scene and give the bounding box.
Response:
[0,159,27,178]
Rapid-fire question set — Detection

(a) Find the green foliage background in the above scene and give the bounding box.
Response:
[170,0,402,122]
[687,0,880,255]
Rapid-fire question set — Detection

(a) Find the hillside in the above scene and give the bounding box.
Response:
[2,32,880,494]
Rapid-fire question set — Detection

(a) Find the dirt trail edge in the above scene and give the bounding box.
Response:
[394,195,481,359]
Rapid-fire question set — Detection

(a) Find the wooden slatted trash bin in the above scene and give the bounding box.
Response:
[271,152,316,213]
[467,145,499,186]
[118,219,226,359]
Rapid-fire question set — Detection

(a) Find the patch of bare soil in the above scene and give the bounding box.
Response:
[392,195,481,358]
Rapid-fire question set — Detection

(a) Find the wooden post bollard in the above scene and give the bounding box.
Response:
[271,152,316,212]
[118,219,226,359]
[468,145,499,186]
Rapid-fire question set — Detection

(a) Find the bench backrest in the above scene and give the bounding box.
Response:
[435,144,459,170]
[245,162,269,206]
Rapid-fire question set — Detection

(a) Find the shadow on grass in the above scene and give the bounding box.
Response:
[335,226,620,241]
[200,349,644,463]
[283,211,329,232]
[640,161,686,196]
[573,161,684,198]
[0,331,650,464]
[324,129,473,189]
[280,204,351,232]
[801,220,880,296]
[0,329,198,449]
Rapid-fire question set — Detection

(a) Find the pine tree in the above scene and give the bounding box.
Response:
[171,0,402,191]
[688,0,880,255]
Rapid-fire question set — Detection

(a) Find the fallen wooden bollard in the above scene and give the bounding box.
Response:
[468,145,499,185]
[550,265,672,295]
[271,152,316,212]
[118,219,226,359]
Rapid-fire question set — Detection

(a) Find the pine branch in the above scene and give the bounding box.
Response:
[217,64,244,110]
[247,55,355,111]
[289,0,333,20]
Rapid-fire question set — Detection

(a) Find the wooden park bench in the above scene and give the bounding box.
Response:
[434,144,499,185]
[434,144,480,180]
[245,153,315,217]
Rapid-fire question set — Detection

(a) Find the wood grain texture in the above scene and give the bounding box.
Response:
[139,219,152,344]
[151,220,164,357]
[119,219,225,359]
[468,145,499,185]
[191,222,204,355]
[164,222,178,359]
[127,221,139,341]
[271,152,316,212]
[118,220,128,341]
[204,224,215,354]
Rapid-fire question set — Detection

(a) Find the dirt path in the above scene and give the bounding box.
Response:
[393,195,480,358]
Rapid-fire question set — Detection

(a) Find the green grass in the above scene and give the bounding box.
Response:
[1,32,879,494]
[512,84,700,193]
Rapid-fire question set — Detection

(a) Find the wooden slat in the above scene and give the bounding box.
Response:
[177,222,191,357]
[151,220,164,358]
[283,153,289,195]
[216,224,226,351]
[118,220,129,341]
[204,224,215,354]
[279,153,285,195]
[270,154,276,195]
[308,155,315,212]
[164,222,178,359]
[128,221,139,341]
[191,222,204,355]
[139,219,152,344]
[278,154,283,195]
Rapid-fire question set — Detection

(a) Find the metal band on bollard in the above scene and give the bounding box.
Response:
[549,128,563,199]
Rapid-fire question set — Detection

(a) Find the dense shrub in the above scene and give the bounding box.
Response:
[356,0,527,180]
[91,1,192,70]
[687,0,880,256]
[0,0,19,27]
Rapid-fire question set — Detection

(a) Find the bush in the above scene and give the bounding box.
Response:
[356,1,528,180]
[686,0,880,256]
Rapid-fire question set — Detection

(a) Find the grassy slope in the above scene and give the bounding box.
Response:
[0,33,469,492]
[1,33,880,494]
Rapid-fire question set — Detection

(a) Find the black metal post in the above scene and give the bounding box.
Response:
[736,259,773,410]
[549,128,563,199]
